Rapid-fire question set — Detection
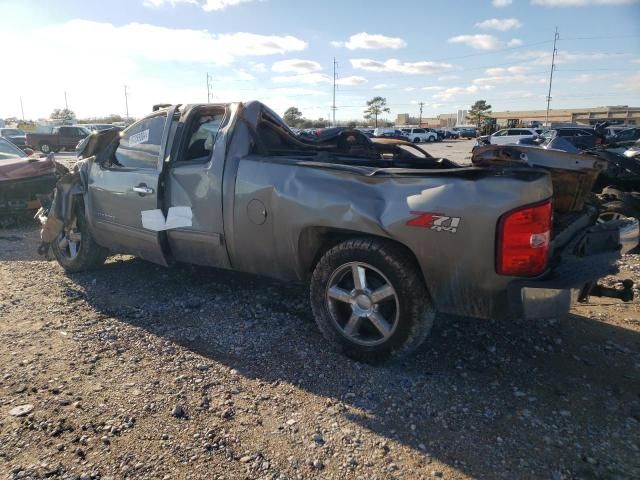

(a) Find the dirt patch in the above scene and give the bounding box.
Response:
[1,225,639,479]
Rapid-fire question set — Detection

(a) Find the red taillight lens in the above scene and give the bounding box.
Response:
[497,199,552,277]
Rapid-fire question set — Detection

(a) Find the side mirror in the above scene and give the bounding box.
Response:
[23,147,35,156]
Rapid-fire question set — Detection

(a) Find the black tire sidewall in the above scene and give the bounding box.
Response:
[52,207,106,272]
[310,239,433,362]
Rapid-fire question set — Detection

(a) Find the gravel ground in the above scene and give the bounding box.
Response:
[1,224,639,480]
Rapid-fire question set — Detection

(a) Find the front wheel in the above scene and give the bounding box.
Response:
[429,136,436,142]
[413,137,421,143]
[310,238,434,362]
[40,142,52,154]
[51,206,109,273]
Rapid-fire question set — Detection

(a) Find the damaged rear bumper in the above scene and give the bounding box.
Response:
[0,173,57,215]
[507,218,638,319]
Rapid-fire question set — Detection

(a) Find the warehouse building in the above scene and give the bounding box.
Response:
[396,105,640,128]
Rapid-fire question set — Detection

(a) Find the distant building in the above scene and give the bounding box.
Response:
[395,105,639,128]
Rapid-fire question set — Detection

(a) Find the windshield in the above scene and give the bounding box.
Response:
[1,129,24,136]
[0,138,26,160]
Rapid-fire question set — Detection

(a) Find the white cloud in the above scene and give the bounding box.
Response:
[330,41,344,48]
[0,19,307,119]
[614,73,640,92]
[341,32,407,50]
[531,0,638,6]
[234,69,255,80]
[517,49,624,65]
[272,73,331,85]
[492,0,513,6]
[403,87,416,92]
[432,85,486,101]
[473,74,546,87]
[476,18,522,31]
[23,20,307,66]
[448,34,522,50]
[350,58,452,74]
[422,86,445,91]
[249,62,267,72]
[373,83,392,89]
[438,74,460,81]
[336,76,368,86]
[485,65,531,75]
[272,59,322,74]
[144,0,258,10]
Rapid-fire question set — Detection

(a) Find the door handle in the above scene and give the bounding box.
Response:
[133,185,154,195]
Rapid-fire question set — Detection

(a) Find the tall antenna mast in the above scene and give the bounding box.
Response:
[124,85,129,121]
[545,27,559,126]
[64,91,69,110]
[20,96,25,121]
[418,102,424,126]
[332,57,337,127]
[206,72,213,103]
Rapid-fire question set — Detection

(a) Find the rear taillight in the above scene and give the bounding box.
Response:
[497,199,552,277]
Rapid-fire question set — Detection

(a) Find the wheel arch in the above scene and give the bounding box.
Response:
[297,226,428,289]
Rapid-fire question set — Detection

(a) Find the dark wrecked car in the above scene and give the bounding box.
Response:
[39,101,639,362]
[0,137,57,217]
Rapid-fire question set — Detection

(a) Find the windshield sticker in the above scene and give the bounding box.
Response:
[129,129,149,146]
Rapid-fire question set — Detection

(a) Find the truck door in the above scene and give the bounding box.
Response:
[58,126,79,149]
[163,105,231,269]
[86,108,175,266]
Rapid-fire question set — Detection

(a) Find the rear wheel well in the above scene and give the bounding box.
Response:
[299,227,426,285]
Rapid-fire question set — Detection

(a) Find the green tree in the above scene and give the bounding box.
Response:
[467,100,492,129]
[50,108,76,121]
[363,97,390,128]
[283,107,304,127]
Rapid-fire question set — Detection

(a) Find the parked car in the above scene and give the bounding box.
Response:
[540,127,597,150]
[38,101,638,362]
[604,125,632,140]
[453,126,477,139]
[482,128,540,145]
[609,127,640,144]
[0,128,27,149]
[399,128,437,143]
[438,128,460,139]
[373,129,410,141]
[0,137,57,216]
[26,125,91,153]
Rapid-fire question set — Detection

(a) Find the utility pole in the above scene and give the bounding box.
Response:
[545,27,559,127]
[19,96,25,121]
[418,102,424,127]
[206,72,213,103]
[124,85,129,121]
[64,91,69,110]
[332,57,337,127]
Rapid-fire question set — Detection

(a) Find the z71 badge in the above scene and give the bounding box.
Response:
[406,212,461,233]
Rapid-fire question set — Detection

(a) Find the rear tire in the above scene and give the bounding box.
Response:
[310,238,434,363]
[40,142,52,154]
[52,205,109,273]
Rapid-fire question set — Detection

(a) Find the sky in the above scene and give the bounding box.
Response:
[0,0,639,122]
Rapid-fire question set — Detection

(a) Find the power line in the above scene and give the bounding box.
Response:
[546,27,560,126]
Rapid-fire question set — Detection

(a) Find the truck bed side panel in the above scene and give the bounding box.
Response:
[229,156,553,319]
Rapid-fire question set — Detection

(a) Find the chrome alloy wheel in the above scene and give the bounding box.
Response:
[57,221,82,259]
[325,262,399,346]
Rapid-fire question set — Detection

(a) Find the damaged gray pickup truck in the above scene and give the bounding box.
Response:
[40,101,639,361]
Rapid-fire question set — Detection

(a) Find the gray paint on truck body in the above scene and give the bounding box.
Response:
[70,101,622,320]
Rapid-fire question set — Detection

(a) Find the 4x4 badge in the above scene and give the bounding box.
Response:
[407,212,461,233]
